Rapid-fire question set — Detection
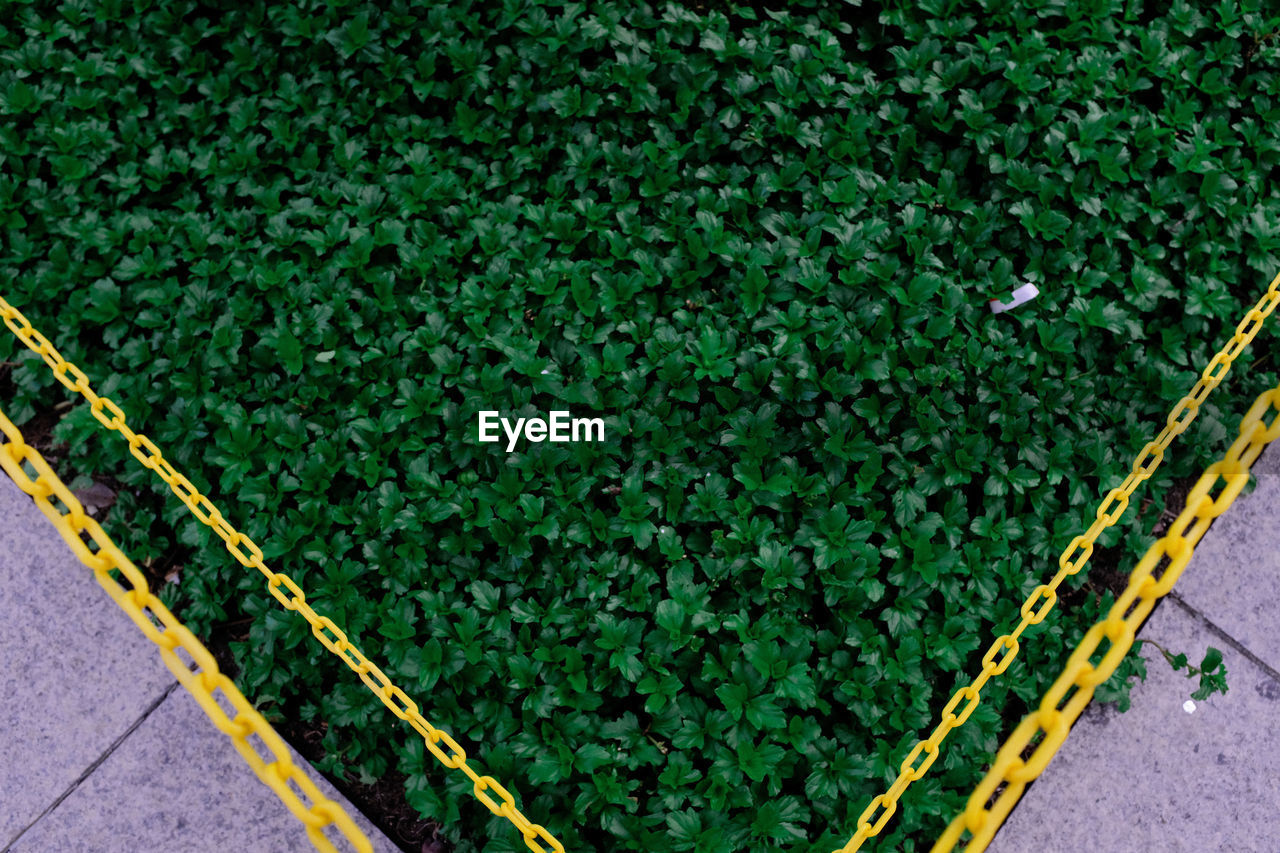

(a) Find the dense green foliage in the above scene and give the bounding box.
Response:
[3,0,1280,850]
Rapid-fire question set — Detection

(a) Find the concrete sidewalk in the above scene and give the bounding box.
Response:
[988,443,1280,852]
[0,474,395,853]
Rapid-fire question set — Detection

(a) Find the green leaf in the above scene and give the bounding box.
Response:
[2,79,38,113]
[655,599,686,635]
[277,327,303,374]
[84,279,122,323]
[906,272,942,304]
[743,693,786,729]
[742,264,769,316]
[1199,171,1239,212]
[667,809,703,846]
[1037,322,1077,353]
[1006,464,1039,493]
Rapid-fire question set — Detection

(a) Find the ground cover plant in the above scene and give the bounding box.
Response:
[2,0,1279,850]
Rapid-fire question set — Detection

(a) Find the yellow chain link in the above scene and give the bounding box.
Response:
[0,295,566,853]
[931,376,1280,851]
[0,406,372,853]
[838,269,1280,851]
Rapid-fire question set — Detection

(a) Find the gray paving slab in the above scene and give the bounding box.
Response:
[0,474,176,846]
[988,598,1280,853]
[0,470,394,852]
[985,439,1280,851]
[9,686,393,853]
[1171,440,1280,673]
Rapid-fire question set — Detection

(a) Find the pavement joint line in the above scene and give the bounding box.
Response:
[1164,589,1280,686]
[1,680,181,853]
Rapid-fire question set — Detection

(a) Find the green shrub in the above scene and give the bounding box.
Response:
[2,1,1278,850]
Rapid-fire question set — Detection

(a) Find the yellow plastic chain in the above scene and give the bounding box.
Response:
[932,377,1280,851]
[0,405,372,853]
[0,295,565,853]
[840,268,1280,851]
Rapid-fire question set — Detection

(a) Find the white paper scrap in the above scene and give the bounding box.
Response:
[989,281,1040,314]
[1183,699,1196,714]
